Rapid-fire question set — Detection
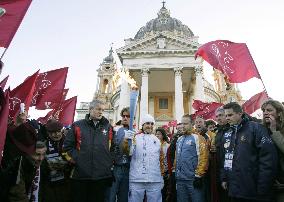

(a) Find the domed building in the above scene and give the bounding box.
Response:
[76,5,241,126]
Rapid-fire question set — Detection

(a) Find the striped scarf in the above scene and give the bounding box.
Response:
[28,167,40,202]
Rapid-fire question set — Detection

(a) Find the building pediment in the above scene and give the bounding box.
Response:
[117,33,199,57]
[155,113,173,121]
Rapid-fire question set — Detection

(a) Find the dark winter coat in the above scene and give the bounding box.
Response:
[0,124,35,202]
[63,114,114,181]
[0,155,42,202]
[40,128,72,202]
[220,116,278,201]
[270,130,284,184]
[269,130,284,201]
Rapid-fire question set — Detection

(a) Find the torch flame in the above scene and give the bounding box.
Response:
[111,47,138,90]
[117,69,138,89]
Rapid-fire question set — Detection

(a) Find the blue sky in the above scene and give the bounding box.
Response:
[1,0,284,117]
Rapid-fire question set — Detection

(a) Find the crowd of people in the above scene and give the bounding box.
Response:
[0,94,284,202]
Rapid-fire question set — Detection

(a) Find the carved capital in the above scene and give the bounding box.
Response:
[194,65,203,75]
[174,67,183,76]
[141,67,150,77]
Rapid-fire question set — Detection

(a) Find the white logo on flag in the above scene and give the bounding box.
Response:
[32,91,40,105]
[39,73,52,89]
[9,97,22,111]
[44,102,52,109]
[210,42,235,76]
[53,108,63,120]
[32,73,52,104]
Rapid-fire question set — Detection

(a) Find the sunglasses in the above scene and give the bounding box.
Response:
[145,122,154,125]
[122,115,130,118]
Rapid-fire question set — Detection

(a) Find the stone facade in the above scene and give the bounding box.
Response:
[76,5,241,127]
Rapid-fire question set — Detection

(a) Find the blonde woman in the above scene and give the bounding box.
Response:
[262,99,284,201]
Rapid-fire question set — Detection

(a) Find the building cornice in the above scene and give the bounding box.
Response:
[117,32,199,56]
[118,49,196,57]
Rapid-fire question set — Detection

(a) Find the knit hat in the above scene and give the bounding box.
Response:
[10,123,37,155]
[45,119,63,132]
[141,114,155,125]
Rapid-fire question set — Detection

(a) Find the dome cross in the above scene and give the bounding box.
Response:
[162,0,166,8]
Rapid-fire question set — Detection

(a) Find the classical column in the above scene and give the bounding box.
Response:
[139,68,149,126]
[107,77,112,93]
[174,67,184,123]
[193,64,205,101]
[189,95,194,114]
[96,77,100,92]
[119,79,130,112]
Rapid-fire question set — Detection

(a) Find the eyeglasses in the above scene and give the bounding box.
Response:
[145,122,154,125]
[122,115,130,118]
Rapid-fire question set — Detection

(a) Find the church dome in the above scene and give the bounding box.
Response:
[134,6,194,40]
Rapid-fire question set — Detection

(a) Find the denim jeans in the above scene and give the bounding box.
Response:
[108,165,129,202]
[176,180,204,202]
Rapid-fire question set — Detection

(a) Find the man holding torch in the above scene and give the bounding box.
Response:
[123,114,164,202]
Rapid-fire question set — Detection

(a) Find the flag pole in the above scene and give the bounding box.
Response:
[258,75,268,97]
[246,44,269,96]
[0,48,8,60]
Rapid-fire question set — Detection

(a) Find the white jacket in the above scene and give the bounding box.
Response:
[129,133,163,183]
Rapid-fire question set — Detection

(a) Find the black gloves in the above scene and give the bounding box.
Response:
[193,177,203,189]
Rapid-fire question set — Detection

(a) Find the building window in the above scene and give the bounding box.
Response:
[103,79,109,93]
[154,95,173,118]
[159,98,168,109]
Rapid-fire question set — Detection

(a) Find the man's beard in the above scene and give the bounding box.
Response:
[144,128,153,134]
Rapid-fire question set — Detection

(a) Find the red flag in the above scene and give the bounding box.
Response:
[195,40,261,83]
[35,88,69,110]
[56,96,77,126]
[0,75,9,89]
[242,91,268,115]
[162,124,169,130]
[9,70,39,119]
[0,88,10,165]
[0,0,32,48]
[192,100,207,111]
[37,96,77,126]
[37,109,53,124]
[32,67,68,107]
[192,100,223,120]
[168,120,177,127]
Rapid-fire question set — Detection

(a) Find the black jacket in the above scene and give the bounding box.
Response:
[220,116,278,201]
[63,115,114,180]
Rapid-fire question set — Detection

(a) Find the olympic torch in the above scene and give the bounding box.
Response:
[128,87,139,147]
